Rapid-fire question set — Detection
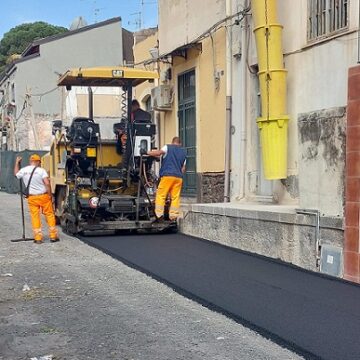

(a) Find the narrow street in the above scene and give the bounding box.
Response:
[81,229,360,360]
[0,192,303,360]
[0,1,359,359]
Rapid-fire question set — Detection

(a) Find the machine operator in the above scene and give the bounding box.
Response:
[116,99,152,175]
[130,99,152,123]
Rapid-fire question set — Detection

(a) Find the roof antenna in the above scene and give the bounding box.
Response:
[80,0,105,24]
[129,12,142,30]
[140,0,157,28]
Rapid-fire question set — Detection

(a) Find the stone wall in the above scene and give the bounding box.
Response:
[198,172,225,203]
[180,207,344,273]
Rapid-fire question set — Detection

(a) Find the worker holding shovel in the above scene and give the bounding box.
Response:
[14,154,59,244]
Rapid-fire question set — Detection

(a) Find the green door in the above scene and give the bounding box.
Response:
[178,70,197,196]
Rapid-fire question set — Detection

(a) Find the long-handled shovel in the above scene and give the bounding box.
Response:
[10,180,34,242]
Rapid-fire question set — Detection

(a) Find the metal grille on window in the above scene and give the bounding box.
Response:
[308,0,348,40]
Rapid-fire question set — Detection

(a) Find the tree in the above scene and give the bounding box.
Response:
[0,22,68,72]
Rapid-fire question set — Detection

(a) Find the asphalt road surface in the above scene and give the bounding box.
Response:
[80,232,360,360]
[0,192,303,360]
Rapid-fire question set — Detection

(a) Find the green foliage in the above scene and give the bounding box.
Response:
[0,22,68,72]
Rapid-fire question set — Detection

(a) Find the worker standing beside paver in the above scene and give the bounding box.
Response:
[146,136,186,221]
[14,154,59,244]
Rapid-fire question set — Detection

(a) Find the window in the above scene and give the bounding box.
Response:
[308,0,348,40]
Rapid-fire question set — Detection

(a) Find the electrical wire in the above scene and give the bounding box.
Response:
[103,186,124,193]
[31,86,58,98]
[15,100,27,121]
[158,7,251,61]
[191,8,251,44]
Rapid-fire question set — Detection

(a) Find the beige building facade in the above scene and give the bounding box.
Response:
[134,4,227,202]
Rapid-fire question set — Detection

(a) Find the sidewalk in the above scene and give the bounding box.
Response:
[0,192,303,360]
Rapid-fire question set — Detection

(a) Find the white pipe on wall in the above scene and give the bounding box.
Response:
[224,0,233,202]
[238,0,249,200]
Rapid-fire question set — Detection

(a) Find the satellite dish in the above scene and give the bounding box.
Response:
[70,16,88,31]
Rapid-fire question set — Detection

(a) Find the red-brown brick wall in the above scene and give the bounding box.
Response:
[345,65,360,283]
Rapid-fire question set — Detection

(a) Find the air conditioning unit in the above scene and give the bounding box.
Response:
[151,85,172,111]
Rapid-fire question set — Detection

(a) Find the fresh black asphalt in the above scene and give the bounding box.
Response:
[80,232,360,360]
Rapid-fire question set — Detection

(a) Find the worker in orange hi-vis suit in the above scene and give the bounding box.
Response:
[14,154,59,244]
[145,137,187,221]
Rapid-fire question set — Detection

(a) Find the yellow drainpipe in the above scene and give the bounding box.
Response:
[252,0,289,179]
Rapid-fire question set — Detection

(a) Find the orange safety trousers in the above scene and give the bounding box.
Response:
[155,176,183,220]
[27,194,58,241]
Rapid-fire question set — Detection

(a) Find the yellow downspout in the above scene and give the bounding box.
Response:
[252,0,289,179]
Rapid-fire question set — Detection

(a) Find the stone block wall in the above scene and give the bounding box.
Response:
[198,172,225,203]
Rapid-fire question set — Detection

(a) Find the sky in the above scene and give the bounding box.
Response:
[0,0,158,39]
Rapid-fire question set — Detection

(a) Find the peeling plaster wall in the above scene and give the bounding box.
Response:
[230,0,357,208]
[298,107,346,217]
[14,114,55,151]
